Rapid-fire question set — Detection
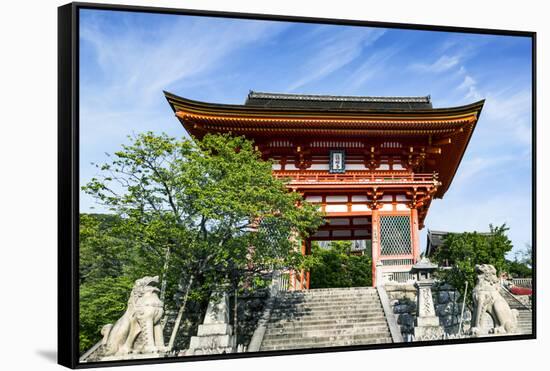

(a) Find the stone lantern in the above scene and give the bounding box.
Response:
[410,257,444,339]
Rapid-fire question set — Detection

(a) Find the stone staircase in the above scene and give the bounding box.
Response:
[500,287,533,335]
[260,287,392,351]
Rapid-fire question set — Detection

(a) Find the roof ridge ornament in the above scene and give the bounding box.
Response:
[247,91,431,104]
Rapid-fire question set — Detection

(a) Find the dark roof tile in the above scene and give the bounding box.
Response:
[245,91,433,110]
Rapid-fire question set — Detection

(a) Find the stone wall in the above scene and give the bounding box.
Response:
[385,283,471,337]
[163,300,206,352]
[385,283,417,336]
[433,284,471,334]
[233,288,270,348]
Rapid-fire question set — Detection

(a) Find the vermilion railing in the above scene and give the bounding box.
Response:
[272,170,437,183]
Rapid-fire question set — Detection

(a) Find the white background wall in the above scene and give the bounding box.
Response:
[0,0,547,370]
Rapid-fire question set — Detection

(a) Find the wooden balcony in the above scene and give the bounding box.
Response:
[273,170,438,186]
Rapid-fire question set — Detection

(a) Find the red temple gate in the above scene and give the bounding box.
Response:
[165,91,484,288]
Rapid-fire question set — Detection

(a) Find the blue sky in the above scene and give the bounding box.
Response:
[79,9,533,256]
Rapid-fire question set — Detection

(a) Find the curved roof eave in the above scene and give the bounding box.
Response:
[164,91,485,118]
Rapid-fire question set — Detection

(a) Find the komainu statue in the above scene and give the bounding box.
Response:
[471,264,518,336]
[101,276,167,356]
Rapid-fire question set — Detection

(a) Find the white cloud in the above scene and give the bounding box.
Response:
[346,47,402,90]
[482,89,532,146]
[79,15,289,211]
[450,155,515,190]
[410,54,461,73]
[80,17,288,108]
[458,75,476,90]
[286,28,386,92]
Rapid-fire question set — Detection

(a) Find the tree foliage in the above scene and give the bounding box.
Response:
[506,244,532,278]
[79,132,324,353]
[431,224,513,304]
[309,241,372,288]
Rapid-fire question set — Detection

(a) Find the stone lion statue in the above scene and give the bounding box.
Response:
[471,264,518,336]
[101,276,166,356]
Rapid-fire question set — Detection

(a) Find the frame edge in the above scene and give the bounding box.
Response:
[58,2,79,369]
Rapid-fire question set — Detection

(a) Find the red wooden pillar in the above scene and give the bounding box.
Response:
[298,239,313,290]
[410,207,420,263]
[371,208,381,287]
[298,239,305,290]
[305,239,312,289]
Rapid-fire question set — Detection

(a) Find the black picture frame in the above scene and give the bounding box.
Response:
[58,2,537,369]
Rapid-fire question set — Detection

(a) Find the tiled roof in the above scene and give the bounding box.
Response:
[245,91,433,110]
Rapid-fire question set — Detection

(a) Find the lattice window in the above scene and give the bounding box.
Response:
[381,259,413,266]
[380,215,412,255]
[388,272,416,283]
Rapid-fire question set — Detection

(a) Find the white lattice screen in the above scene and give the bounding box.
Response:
[379,215,412,255]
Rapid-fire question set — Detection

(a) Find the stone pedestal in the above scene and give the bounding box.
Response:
[414,279,444,339]
[187,292,236,355]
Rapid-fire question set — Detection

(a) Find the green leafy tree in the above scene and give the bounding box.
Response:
[79,214,141,352]
[82,132,323,351]
[310,241,372,288]
[505,260,532,278]
[432,224,513,304]
[506,244,532,278]
[79,276,134,352]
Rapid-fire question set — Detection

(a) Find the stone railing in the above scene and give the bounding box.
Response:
[386,271,416,283]
[376,284,404,343]
[270,270,290,294]
[511,278,532,288]
[406,332,471,342]
[248,270,285,351]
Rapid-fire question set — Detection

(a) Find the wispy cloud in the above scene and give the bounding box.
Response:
[346,47,402,90]
[81,15,288,108]
[456,69,482,101]
[410,54,461,73]
[450,155,515,190]
[481,89,532,146]
[286,27,386,92]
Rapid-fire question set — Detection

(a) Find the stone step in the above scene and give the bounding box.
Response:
[262,331,391,345]
[269,309,384,319]
[266,324,389,336]
[268,319,389,331]
[260,336,393,351]
[284,286,376,294]
[282,289,379,294]
[273,304,382,313]
[260,287,389,352]
[279,298,380,303]
[281,289,378,295]
[271,309,383,319]
[280,290,378,297]
[277,295,380,303]
[273,303,382,310]
[264,326,390,340]
[277,297,380,305]
[269,314,386,326]
[261,334,392,350]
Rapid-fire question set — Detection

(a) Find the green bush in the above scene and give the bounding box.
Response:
[310,241,372,288]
